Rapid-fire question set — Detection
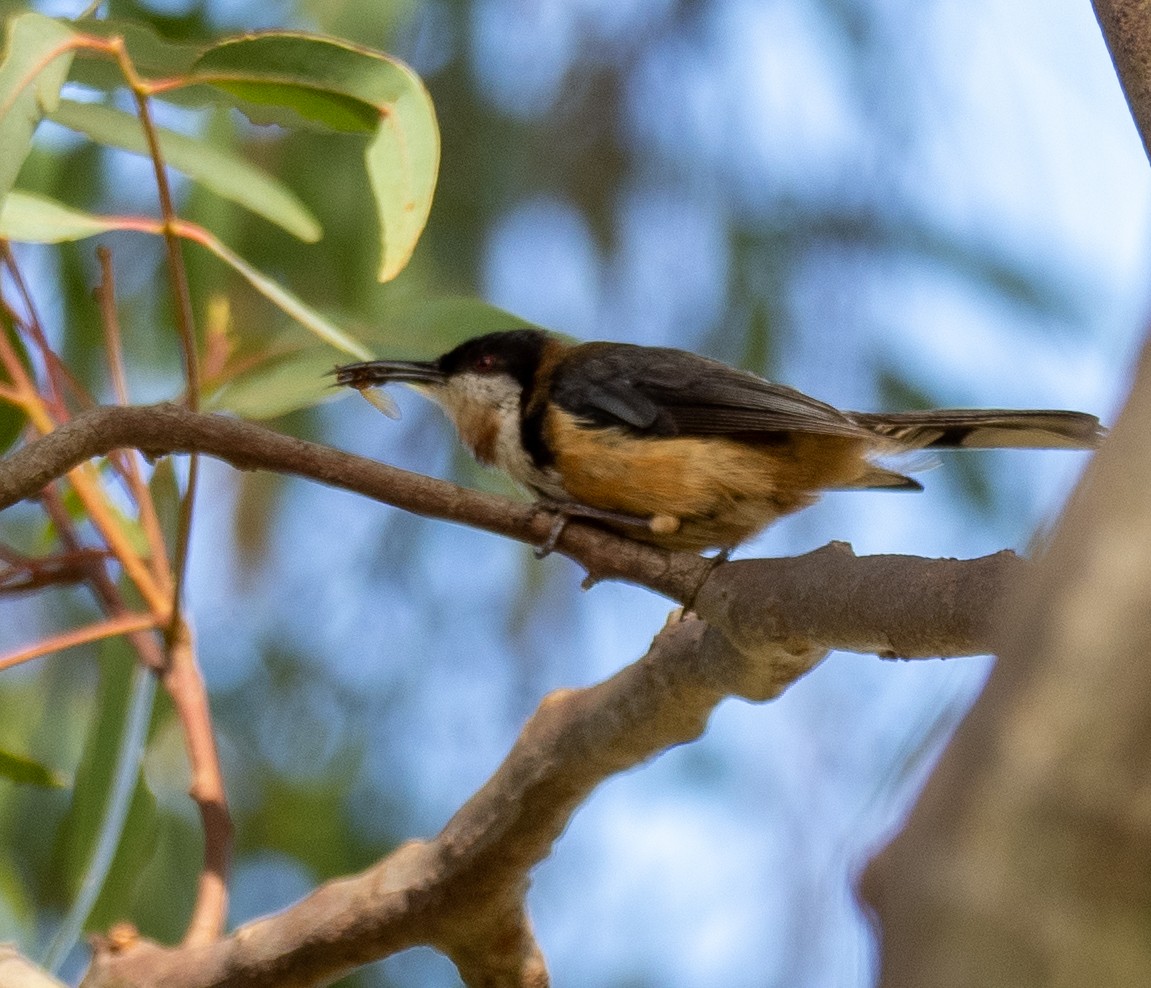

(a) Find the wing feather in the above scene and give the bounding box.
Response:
[551,343,867,439]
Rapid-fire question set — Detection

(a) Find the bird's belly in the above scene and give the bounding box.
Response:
[546,413,871,550]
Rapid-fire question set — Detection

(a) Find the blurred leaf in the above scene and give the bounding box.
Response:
[196,232,372,359]
[51,640,158,932]
[231,470,284,571]
[206,347,338,419]
[360,295,532,354]
[190,33,439,282]
[191,33,393,132]
[0,311,30,454]
[874,366,939,412]
[66,17,200,91]
[0,12,74,203]
[0,191,369,359]
[0,189,121,241]
[146,457,180,556]
[49,99,323,242]
[206,295,530,419]
[0,748,66,788]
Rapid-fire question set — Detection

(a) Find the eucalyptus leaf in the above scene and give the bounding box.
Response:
[206,349,342,419]
[0,13,75,202]
[49,641,157,936]
[190,33,439,283]
[50,99,322,242]
[197,232,373,359]
[0,189,121,242]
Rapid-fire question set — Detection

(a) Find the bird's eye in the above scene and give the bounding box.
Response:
[473,353,498,373]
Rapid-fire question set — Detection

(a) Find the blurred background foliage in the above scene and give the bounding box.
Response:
[0,0,1148,985]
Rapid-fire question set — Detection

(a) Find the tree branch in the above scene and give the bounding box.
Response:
[0,402,1034,986]
[1092,0,1151,161]
[864,328,1151,985]
[0,402,1016,658]
[80,616,843,988]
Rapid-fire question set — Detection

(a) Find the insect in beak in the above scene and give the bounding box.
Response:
[331,360,447,420]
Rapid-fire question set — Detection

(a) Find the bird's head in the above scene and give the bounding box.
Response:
[334,329,552,461]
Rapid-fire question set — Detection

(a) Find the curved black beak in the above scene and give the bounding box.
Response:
[331,359,446,389]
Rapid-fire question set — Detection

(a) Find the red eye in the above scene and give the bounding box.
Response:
[474,353,497,373]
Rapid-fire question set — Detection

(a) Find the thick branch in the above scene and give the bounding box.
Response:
[864,330,1151,985]
[0,401,1033,986]
[1092,0,1151,161]
[82,617,825,988]
[0,402,1015,658]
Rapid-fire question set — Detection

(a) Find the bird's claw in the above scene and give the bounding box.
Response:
[534,511,569,559]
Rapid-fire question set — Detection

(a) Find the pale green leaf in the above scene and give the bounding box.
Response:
[47,642,156,958]
[0,13,75,203]
[0,190,120,242]
[0,190,369,359]
[366,73,438,282]
[206,349,341,419]
[208,296,531,418]
[190,33,439,283]
[198,232,373,360]
[49,99,322,242]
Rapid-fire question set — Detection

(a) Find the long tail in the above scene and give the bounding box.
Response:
[848,409,1103,451]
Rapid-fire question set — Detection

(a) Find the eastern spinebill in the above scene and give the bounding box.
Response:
[334,329,1102,554]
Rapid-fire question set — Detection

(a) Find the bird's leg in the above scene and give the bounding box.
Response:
[531,499,672,559]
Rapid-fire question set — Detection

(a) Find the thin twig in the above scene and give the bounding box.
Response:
[0,546,113,593]
[38,482,168,673]
[0,285,168,615]
[162,618,231,947]
[101,39,201,628]
[94,245,172,593]
[0,612,159,671]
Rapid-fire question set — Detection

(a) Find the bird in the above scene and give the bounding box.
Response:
[333,329,1103,555]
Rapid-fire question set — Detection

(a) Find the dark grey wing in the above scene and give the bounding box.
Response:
[551,343,867,438]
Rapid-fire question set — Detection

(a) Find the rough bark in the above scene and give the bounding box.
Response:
[865,334,1151,987]
[1092,0,1151,161]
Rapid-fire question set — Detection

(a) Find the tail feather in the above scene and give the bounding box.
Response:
[849,409,1103,451]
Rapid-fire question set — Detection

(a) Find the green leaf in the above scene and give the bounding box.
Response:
[0,189,121,242]
[147,457,180,556]
[0,191,369,358]
[365,80,439,282]
[0,12,75,203]
[49,99,322,243]
[191,33,391,132]
[0,309,30,454]
[190,33,439,282]
[50,640,157,936]
[0,747,66,788]
[207,296,530,419]
[65,18,200,91]
[197,232,373,359]
[206,348,338,419]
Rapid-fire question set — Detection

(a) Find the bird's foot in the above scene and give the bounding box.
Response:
[532,500,677,558]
